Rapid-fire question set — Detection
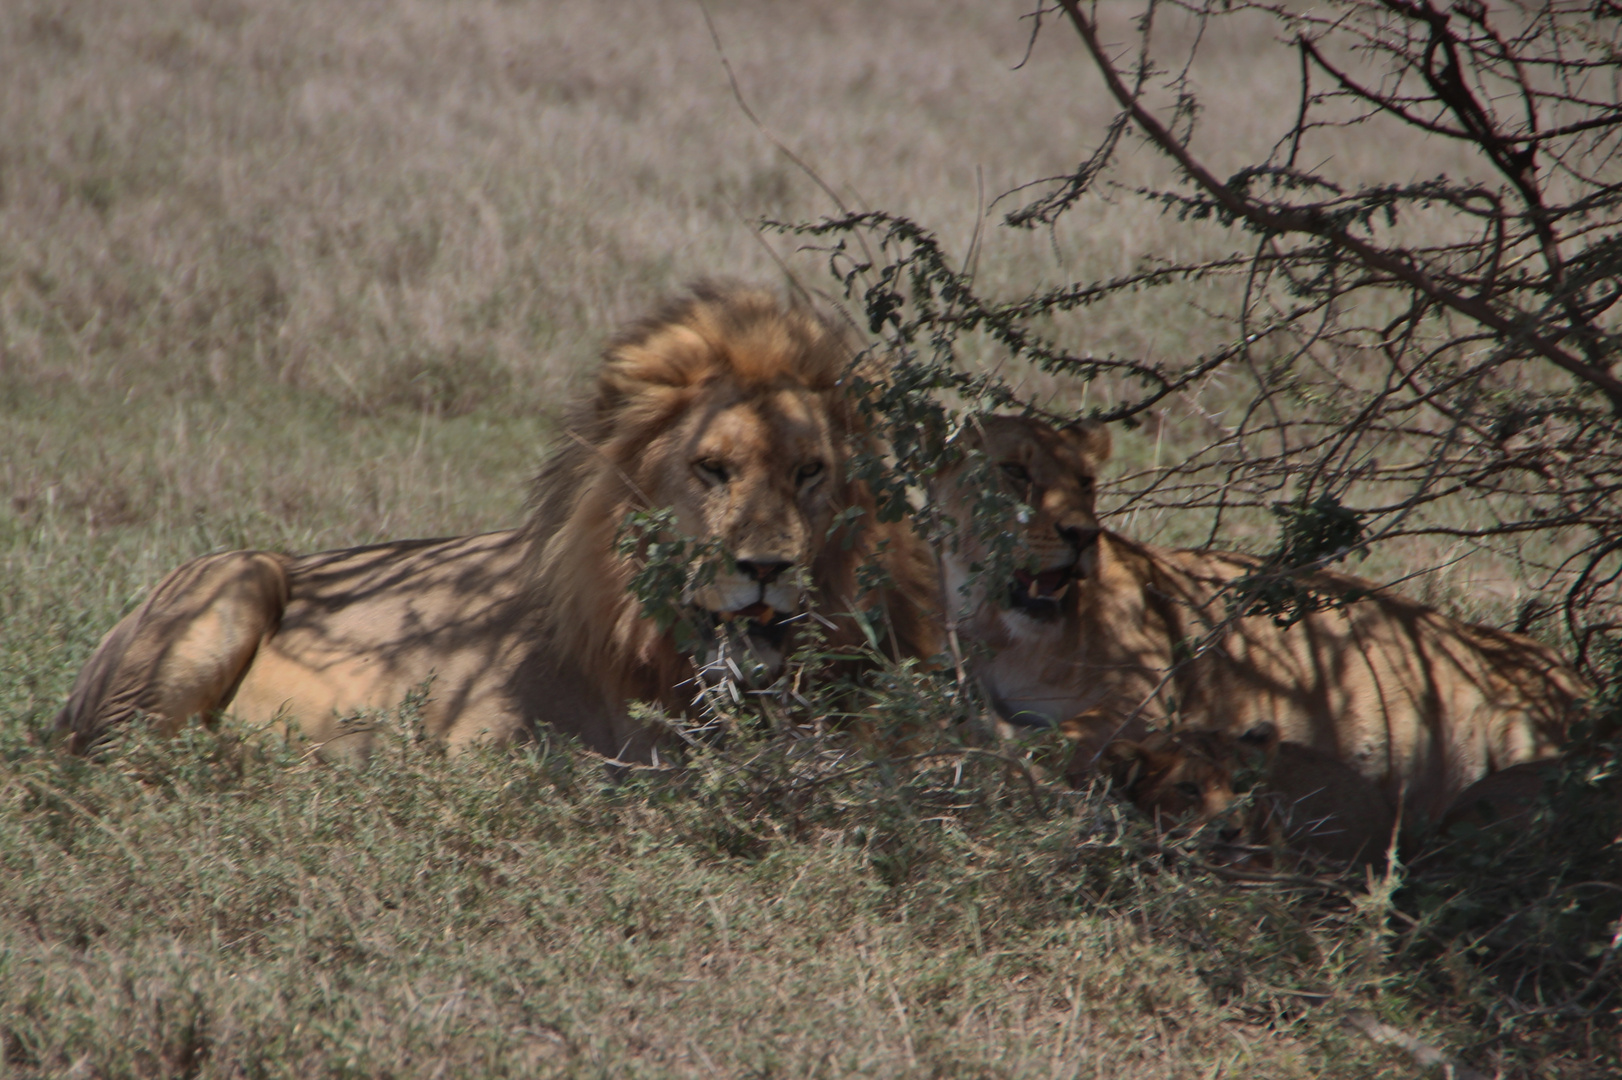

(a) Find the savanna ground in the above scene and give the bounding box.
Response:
[2,1,1616,1076]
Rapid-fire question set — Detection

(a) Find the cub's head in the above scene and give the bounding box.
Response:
[1100,729,1239,828]
[1097,724,1277,834]
[1094,724,1397,866]
[938,414,1111,620]
[530,283,933,698]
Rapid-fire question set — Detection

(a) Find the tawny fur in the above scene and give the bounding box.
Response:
[939,415,1586,822]
[57,284,939,761]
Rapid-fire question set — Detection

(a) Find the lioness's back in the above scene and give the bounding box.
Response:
[1117,539,1578,818]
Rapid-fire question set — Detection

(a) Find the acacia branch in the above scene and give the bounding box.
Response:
[1053,0,1622,414]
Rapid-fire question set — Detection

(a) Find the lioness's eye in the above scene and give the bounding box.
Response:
[797,461,825,484]
[1175,781,1204,798]
[695,459,729,484]
[999,463,1031,485]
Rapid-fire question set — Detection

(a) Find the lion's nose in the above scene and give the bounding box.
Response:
[1056,523,1101,550]
[736,558,792,584]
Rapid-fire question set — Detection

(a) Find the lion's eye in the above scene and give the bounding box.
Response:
[796,461,825,485]
[1175,781,1204,799]
[999,462,1031,485]
[695,459,730,485]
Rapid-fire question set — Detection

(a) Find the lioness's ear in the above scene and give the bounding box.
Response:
[1061,420,1112,466]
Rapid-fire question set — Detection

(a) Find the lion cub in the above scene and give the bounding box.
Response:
[1092,723,1398,869]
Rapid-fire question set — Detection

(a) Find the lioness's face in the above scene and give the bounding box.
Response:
[653,383,840,672]
[939,415,1111,620]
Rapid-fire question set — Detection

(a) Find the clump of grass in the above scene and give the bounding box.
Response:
[1395,643,1622,1073]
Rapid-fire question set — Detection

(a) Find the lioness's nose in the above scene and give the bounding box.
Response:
[737,558,792,584]
[1057,523,1101,549]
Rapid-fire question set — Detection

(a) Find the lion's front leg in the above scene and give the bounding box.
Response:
[55,550,290,753]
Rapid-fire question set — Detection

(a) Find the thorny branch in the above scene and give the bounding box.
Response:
[782,0,1622,681]
[1056,0,1622,409]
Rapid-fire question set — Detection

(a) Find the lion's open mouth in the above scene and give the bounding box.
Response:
[715,602,793,650]
[686,604,799,693]
[1009,567,1077,618]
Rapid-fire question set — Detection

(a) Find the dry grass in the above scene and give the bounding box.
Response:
[1,716,1429,1080]
[1,0,1611,1076]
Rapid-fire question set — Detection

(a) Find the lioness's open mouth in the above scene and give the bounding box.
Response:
[1010,566,1077,618]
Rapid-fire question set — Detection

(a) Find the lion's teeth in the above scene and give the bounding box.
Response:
[1053,582,1071,601]
[1028,579,1041,598]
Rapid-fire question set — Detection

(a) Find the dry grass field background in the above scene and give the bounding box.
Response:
[1,0,1293,733]
[1,0,1609,1076]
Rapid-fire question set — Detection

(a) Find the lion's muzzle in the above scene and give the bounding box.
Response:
[690,562,805,689]
[691,559,808,628]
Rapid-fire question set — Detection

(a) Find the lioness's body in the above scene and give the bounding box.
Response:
[57,285,938,759]
[941,416,1585,821]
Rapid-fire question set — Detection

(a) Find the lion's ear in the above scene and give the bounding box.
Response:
[1061,419,1112,466]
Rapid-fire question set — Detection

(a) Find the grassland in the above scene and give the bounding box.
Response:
[1,1,1614,1076]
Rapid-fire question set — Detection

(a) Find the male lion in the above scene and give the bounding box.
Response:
[938,414,1586,821]
[57,284,939,761]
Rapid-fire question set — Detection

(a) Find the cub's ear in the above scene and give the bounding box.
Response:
[1101,739,1145,783]
[1236,722,1280,764]
[1060,419,1112,466]
[1139,730,1179,754]
[1238,722,1279,748]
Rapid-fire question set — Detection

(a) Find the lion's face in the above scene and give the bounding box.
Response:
[939,414,1112,621]
[650,383,841,674]
[530,284,911,697]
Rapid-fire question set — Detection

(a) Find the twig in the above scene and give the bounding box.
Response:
[1053,0,1622,413]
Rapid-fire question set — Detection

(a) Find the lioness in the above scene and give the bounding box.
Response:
[938,414,1586,821]
[57,284,939,761]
